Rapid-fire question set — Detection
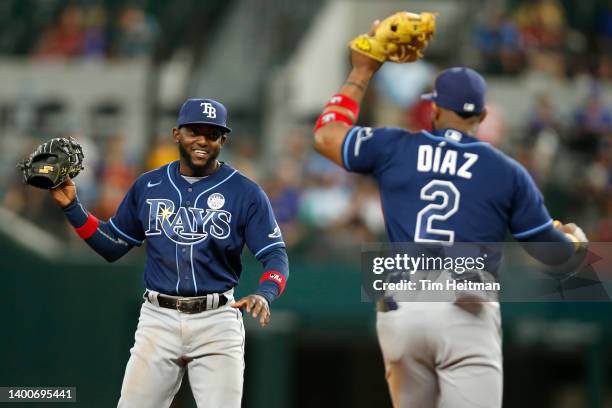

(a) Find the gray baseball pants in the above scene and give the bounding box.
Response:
[117,291,245,408]
[376,301,503,407]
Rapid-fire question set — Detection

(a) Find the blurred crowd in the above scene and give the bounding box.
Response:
[470,0,612,241]
[516,85,612,242]
[4,132,142,243]
[33,4,159,60]
[1,0,611,257]
[473,0,611,79]
[261,0,612,253]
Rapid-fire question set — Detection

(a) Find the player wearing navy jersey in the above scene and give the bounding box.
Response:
[312,22,587,408]
[49,98,289,407]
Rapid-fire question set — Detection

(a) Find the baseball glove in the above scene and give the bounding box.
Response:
[18,137,84,189]
[349,11,437,63]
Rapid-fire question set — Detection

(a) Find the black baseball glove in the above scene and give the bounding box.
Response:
[18,137,85,189]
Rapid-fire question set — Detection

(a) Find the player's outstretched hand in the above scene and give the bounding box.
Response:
[554,220,588,253]
[49,177,77,208]
[553,220,588,243]
[351,20,384,75]
[231,294,270,328]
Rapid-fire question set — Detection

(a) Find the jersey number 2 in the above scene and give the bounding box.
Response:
[414,180,460,244]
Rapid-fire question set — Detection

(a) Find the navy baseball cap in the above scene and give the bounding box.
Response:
[421,67,486,115]
[177,98,232,133]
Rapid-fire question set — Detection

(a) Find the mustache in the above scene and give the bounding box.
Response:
[178,143,219,170]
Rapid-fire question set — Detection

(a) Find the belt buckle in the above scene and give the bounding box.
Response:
[177,298,201,314]
[176,298,187,313]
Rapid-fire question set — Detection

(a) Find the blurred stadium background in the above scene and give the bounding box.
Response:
[0,0,611,406]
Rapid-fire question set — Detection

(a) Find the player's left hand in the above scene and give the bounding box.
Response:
[231,294,270,328]
[553,219,588,250]
[350,20,384,74]
[349,12,436,64]
[49,177,77,208]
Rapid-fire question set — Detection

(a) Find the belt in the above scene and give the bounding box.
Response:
[376,296,399,313]
[144,290,228,314]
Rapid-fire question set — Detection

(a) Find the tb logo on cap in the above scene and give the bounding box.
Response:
[200,102,217,118]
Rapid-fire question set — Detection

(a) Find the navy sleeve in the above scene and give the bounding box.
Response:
[509,164,553,239]
[108,180,145,246]
[518,225,575,265]
[254,247,289,304]
[244,186,286,258]
[341,126,403,174]
[63,198,133,262]
[519,225,586,280]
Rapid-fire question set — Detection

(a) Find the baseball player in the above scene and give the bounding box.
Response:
[47,98,289,407]
[312,18,588,407]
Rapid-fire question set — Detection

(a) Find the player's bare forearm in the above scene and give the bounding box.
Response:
[313,20,383,165]
[313,55,381,166]
[339,66,377,107]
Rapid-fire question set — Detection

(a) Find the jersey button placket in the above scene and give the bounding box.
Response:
[181,246,190,282]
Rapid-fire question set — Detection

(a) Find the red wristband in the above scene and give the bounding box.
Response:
[259,271,287,295]
[325,94,360,118]
[314,111,354,132]
[74,213,99,239]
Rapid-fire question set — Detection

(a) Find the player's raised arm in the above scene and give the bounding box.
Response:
[313,47,381,166]
[313,14,436,166]
[18,137,136,262]
[313,22,382,166]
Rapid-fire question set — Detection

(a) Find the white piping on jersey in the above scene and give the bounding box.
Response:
[254,241,285,258]
[98,226,128,246]
[166,163,237,296]
[512,219,553,239]
[342,126,359,171]
[109,219,142,245]
[190,169,237,294]
[166,162,183,204]
[194,169,238,208]
[162,162,184,295]
[141,166,162,176]
[77,202,88,218]
[190,245,198,293]
[175,244,180,294]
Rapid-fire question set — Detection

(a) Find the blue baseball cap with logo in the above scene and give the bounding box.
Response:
[177,98,232,133]
[421,67,486,115]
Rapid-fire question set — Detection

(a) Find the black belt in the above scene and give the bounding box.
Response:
[144,290,228,314]
[376,296,399,313]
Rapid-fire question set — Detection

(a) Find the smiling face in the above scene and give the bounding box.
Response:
[173,124,227,176]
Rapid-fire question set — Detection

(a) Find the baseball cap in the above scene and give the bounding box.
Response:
[177,98,232,133]
[421,67,486,115]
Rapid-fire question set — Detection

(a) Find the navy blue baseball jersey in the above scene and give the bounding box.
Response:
[342,126,552,243]
[107,161,285,296]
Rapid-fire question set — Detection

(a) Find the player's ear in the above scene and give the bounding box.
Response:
[219,134,228,146]
[478,108,487,124]
[431,103,440,120]
[172,127,180,143]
